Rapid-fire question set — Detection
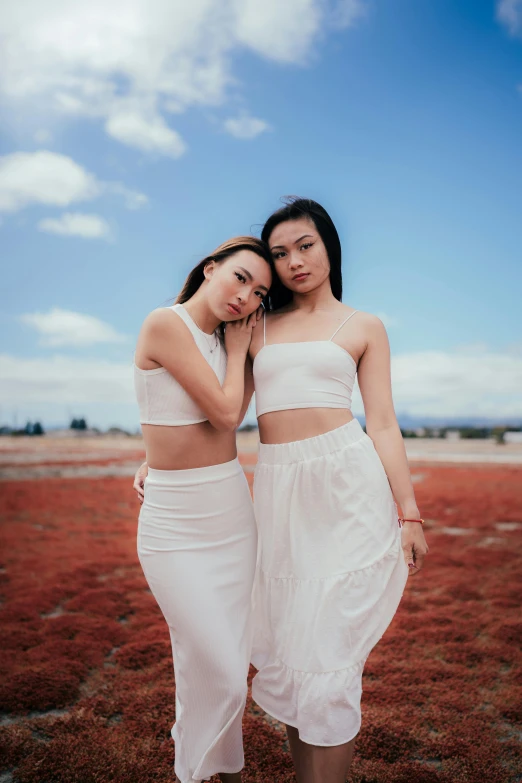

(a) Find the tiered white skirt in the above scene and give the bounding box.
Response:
[138,458,257,783]
[251,419,408,746]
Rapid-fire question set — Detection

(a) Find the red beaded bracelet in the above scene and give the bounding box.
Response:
[398,517,424,525]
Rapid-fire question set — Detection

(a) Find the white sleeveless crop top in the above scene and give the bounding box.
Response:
[133,304,227,426]
[253,311,359,418]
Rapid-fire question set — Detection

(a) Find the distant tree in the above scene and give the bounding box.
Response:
[459,427,490,439]
[70,418,87,431]
[33,422,44,436]
[238,423,257,433]
[492,426,506,445]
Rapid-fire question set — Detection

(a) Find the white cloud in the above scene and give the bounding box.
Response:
[0,354,138,430]
[38,212,111,239]
[505,340,522,356]
[106,108,186,157]
[349,348,522,419]
[0,151,99,213]
[224,113,270,139]
[1,347,521,427]
[497,0,522,37]
[19,309,128,347]
[0,355,132,403]
[234,0,320,64]
[0,150,148,214]
[0,0,365,156]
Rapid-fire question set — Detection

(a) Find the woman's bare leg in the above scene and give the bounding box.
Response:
[286,725,355,783]
[287,725,313,782]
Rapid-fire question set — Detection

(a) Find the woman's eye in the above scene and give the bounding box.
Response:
[301,243,313,251]
[273,251,285,260]
[255,291,264,299]
[235,272,246,283]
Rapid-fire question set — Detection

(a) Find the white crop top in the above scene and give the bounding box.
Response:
[134,304,227,426]
[253,311,359,418]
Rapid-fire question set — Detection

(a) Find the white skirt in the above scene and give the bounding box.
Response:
[137,458,257,783]
[251,419,408,746]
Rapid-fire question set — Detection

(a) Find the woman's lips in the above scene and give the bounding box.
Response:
[292,273,309,282]
[227,303,241,315]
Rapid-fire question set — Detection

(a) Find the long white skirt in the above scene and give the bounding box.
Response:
[251,419,408,746]
[137,458,257,783]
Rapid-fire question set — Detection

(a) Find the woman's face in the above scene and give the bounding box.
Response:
[205,250,272,321]
[268,218,330,295]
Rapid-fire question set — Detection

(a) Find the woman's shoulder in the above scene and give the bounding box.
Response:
[337,305,387,330]
[331,308,389,349]
[140,306,190,339]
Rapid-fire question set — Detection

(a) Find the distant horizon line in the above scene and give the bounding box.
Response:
[2,416,522,434]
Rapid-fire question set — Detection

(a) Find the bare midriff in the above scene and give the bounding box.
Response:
[258,407,354,445]
[142,421,237,470]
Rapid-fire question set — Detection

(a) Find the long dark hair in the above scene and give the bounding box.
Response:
[176,235,273,305]
[261,197,343,311]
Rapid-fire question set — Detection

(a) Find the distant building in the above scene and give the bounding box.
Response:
[505,431,522,444]
[445,430,461,441]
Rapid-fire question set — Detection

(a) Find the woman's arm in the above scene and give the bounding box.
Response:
[356,315,428,572]
[237,356,255,427]
[140,308,252,432]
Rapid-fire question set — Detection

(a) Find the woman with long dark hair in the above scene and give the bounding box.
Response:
[248,197,428,783]
[133,236,272,783]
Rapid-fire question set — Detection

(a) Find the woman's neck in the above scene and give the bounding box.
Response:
[182,289,221,334]
[291,278,338,314]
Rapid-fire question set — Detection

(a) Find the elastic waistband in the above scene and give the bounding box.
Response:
[147,457,242,486]
[257,418,366,465]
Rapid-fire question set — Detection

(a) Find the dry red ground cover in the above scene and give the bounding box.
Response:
[1,463,521,782]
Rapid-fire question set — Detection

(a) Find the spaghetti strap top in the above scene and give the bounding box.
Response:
[253,310,359,418]
[133,304,227,426]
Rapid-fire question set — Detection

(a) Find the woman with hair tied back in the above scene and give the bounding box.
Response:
[133,236,273,783]
[246,197,428,783]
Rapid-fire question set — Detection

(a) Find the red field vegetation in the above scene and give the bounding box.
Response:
[0,463,521,782]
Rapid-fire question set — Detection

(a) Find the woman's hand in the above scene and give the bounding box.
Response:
[133,461,148,504]
[401,522,428,575]
[224,312,257,357]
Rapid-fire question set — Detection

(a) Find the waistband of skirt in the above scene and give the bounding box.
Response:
[147,457,242,485]
[257,418,366,465]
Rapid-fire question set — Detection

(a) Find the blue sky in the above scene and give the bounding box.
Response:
[1,0,521,430]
